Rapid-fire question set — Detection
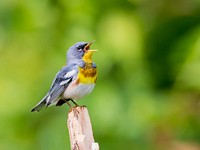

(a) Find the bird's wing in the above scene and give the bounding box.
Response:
[46,69,77,105]
[31,65,78,112]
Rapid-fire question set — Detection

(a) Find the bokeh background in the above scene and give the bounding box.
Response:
[1,0,200,150]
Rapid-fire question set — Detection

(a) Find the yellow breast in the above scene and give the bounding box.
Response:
[77,65,97,84]
[77,50,97,84]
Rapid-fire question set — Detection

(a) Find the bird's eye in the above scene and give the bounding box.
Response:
[77,44,87,52]
[77,46,83,51]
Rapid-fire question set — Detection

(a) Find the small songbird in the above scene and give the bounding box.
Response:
[31,42,97,112]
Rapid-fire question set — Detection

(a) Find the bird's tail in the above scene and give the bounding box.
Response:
[31,95,48,112]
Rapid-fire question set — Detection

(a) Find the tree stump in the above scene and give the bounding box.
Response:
[67,106,99,150]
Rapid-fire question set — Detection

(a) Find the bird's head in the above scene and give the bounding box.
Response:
[67,41,97,63]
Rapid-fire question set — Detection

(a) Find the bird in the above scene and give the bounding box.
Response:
[31,41,97,112]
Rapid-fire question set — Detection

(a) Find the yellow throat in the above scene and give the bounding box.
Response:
[77,51,97,84]
[83,51,93,63]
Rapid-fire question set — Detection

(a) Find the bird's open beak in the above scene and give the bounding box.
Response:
[84,41,98,52]
[83,41,97,63]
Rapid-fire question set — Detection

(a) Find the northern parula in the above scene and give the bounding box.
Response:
[31,41,97,112]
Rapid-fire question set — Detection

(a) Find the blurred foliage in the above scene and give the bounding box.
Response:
[1,0,200,150]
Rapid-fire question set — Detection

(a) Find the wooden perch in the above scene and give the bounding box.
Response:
[67,106,99,150]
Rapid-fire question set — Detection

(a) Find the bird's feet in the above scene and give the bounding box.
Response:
[65,99,79,113]
[71,99,79,107]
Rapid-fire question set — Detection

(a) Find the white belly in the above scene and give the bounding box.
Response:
[63,83,95,100]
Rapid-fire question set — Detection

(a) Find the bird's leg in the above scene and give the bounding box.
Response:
[66,99,79,115]
[65,99,72,108]
[71,99,79,107]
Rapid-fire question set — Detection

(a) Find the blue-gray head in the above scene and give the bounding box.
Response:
[67,41,96,63]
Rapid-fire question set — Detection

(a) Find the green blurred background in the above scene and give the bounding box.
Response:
[1,0,200,149]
